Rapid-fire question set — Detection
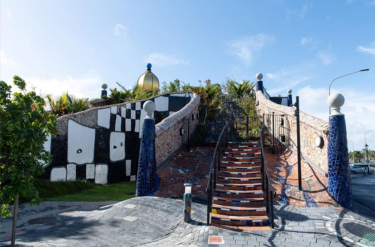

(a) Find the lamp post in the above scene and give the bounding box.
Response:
[329,69,369,115]
[184,183,192,223]
[365,130,375,174]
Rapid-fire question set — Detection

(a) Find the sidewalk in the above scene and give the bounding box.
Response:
[1,197,374,247]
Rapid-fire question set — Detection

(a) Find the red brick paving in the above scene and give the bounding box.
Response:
[155,147,214,198]
[265,147,338,207]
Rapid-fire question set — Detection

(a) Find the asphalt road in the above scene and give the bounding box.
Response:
[351,174,375,212]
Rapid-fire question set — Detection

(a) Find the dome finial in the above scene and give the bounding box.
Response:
[147,63,152,70]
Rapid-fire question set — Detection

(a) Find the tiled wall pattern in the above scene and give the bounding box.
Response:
[41,92,199,184]
[136,118,158,196]
[256,91,330,172]
[327,115,352,209]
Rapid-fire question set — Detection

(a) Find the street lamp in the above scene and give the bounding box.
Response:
[365,130,375,174]
[329,69,369,115]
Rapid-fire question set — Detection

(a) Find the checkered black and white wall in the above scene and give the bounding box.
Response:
[41,92,194,184]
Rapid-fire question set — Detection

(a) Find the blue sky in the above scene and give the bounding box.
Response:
[1,0,375,151]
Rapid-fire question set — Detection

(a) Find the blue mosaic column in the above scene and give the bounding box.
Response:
[255,73,264,93]
[327,93,352,209]
[136,101,157,197]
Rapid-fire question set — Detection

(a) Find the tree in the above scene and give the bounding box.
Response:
[46,92,90,117]
[0,76,57,218]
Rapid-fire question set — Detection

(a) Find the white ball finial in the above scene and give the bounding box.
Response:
[143,100,156,118]
[287,89,292,95]
[102,84,108,90]
[328,93,345,116]
[256,73,263,81]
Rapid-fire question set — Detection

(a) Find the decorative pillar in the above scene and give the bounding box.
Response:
[327,93,352,209]
[136,100,158,196]
[255,73,263,93]
[287,89,293,106]
[101,84,108,98]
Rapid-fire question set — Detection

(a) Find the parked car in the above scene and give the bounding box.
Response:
[350,163,375,174]
[350,164,367,174]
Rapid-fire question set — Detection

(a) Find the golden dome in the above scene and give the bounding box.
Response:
[137,63,159,90]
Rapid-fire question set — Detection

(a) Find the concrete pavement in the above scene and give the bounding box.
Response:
[352,174,375,212]
[1,196,375,247]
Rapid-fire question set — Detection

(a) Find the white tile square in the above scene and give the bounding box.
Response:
[111,106,117,114]
[123,216,137,221]
[126,160,131,176]
[125,119,131,131]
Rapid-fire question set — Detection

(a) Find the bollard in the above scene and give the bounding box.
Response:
[184,183,192,223]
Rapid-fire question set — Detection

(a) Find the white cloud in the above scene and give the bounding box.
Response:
[228,34,274,65]
[357,42,375,57]
[297,85,375,151]
[286,3,313,21]
[0,50,17,66]
[25,70,103,100]
[114,24,128,36]
[300,37,312,46]
[266,66,313,95]
[5,10,12,18]
[366,0,375,6]
[268,76,312,95]
[317,50,333,65]
[144,53,188,68]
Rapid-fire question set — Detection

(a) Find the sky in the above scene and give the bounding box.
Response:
[1,0,375,151]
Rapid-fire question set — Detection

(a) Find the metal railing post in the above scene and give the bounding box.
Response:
[214,155,217,190]
[270,190,274,228]
[187,118,190,151]
[246,116,249,141]
[266,177,269,214]
[296,96,302,190]
[206,186,210,225]
[272,112,275,147]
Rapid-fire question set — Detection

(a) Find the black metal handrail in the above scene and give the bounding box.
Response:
[206,121,229,225]
[260,122,275,228]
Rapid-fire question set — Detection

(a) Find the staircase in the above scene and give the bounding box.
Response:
[210,141,271,230]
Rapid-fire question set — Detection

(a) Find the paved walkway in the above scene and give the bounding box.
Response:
[1,197,375,247]
[352,174,375,212]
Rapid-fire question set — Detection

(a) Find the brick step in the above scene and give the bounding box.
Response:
[223,156,261,159]
[228,141,259,145]
[221,166,261,172]
[212,204,267,216]
[218,171,260,178]
[217,176,262,184]
[213,196,265,207]
[211,223,271,231]
[214,189,263,198]
[211,213,269,227]
[223,152,261,157]
[226,148,261,152]
[216,183,262,191]
[227,145,259,148]
[221,160,261,166]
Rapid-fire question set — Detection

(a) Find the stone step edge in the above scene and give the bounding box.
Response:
[212,204,267,212]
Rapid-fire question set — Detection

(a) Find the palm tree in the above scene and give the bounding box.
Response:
[67,94,89,113]
[46,92,90,116]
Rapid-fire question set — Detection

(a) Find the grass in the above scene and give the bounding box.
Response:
[20,179,136,203]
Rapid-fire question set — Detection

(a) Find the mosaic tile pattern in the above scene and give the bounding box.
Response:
[136,118,158,196]
[328,115,352,209]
